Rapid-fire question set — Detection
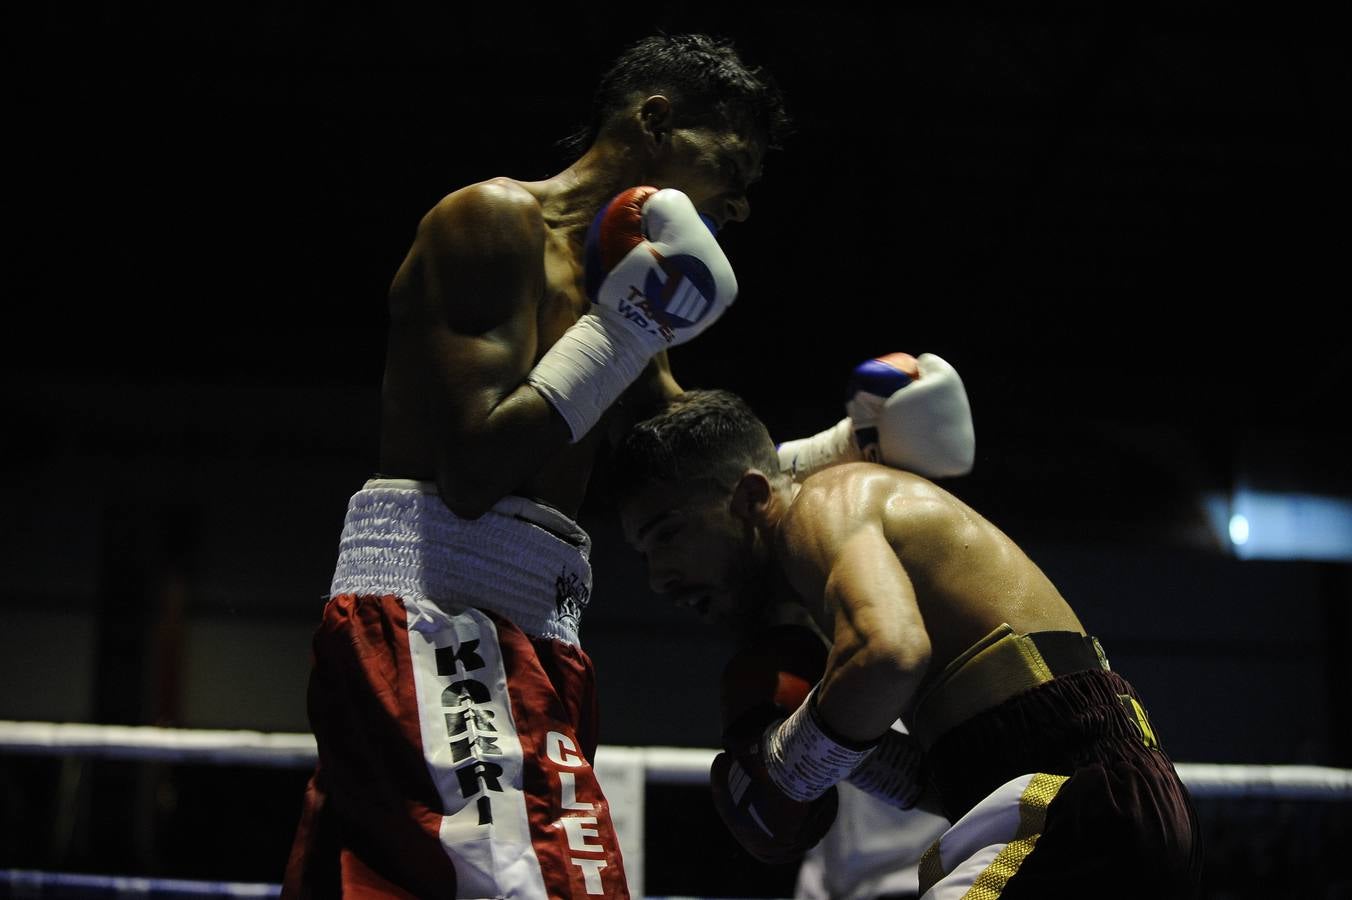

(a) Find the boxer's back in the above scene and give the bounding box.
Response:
[780,462,1086,680]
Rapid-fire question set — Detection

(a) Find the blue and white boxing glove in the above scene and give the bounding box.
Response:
[846,353,922,463]
[776,352,975,480]
[528,187,737,441]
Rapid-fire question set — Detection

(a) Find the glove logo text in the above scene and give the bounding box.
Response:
[644,251,715,326]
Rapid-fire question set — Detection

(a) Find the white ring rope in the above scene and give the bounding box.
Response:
[2,720,1349,800]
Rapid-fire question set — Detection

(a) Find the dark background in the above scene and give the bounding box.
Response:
[11,3,1350,535]
[4,2,1350,895]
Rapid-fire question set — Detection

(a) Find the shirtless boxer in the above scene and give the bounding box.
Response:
[613,389,1203,899]
[279,33,783,899]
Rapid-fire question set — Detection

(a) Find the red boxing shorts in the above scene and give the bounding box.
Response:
[283,480,629,899]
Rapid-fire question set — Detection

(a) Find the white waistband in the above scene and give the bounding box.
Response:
[328,479,592,645]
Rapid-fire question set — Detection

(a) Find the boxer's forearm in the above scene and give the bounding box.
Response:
[817,527,931,742]
[435,384,573,519]
[817,633,928,744]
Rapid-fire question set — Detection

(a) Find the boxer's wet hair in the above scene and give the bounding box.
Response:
[561,33,791,159]
[610,389,783,503]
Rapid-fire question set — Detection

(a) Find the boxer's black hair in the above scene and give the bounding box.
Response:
[610,389,782,504]
[560,33,791,159]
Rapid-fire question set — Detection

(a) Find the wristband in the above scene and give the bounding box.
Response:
[775,418,861,481]
[847,726,925,809]
[763,685,875,802]
[525,311,652,441]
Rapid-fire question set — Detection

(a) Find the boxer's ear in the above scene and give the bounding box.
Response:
[730,469,773,526]
[639,95,673,152]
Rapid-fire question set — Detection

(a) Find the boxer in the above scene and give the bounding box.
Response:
[282,34,776,899]
[614,389,1202,899]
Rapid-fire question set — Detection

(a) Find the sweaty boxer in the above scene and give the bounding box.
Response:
[281,34,784,899]
[613,390,1203,899]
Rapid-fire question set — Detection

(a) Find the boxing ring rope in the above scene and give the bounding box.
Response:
[4,720,1351,898]
[3,720,1350,797]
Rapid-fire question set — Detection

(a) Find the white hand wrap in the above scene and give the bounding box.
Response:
[775,418,861,482]
[846,724,925,809]
[763,686,875,802]
[526,311,653,441]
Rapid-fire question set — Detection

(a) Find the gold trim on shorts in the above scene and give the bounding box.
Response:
[912,624,1105,750]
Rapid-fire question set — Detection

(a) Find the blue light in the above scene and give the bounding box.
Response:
[1226,490,1352,561]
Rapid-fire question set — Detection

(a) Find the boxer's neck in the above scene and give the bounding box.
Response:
[537,138,646,242]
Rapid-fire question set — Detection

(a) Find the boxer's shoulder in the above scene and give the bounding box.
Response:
[394,178,548,327]
[790,463,928,522]
[420,177,547,256]
[782,464,964,561]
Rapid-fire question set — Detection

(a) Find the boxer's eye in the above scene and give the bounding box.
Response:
[719,157,744,189]
[652,522,684,545]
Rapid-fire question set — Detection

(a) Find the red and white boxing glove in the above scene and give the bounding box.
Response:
[584,186,735,347]
[710,627,854,865]
[528,186,737,441]
[710,748,839,867]
[710,626,833,864]
[776,352,975,480]
[718,624,827,731]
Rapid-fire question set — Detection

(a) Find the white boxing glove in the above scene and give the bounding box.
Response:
[585,186,736,349]
[856,352,975,478]
[776,352,975,480]
[844,352,922,462]
[528,186,737,441]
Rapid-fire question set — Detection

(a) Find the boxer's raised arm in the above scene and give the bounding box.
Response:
[396,182,735,518]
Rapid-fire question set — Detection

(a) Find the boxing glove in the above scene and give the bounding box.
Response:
[584,186,736,350]
[776,352,975,480]
[719,624,827,740]
[852,352,974,478]
[711,625,838,864]
[710,748,838,866]
[528,187,737,441]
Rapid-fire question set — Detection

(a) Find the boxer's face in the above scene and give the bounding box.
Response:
[650,125,764,231]
[622,480,769,627]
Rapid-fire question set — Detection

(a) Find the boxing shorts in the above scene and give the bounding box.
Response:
[282,479,629,899]
[911,625,1202,899]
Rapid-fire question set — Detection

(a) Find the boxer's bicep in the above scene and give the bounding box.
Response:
[409,183,572,515]
[413,180,545,347]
